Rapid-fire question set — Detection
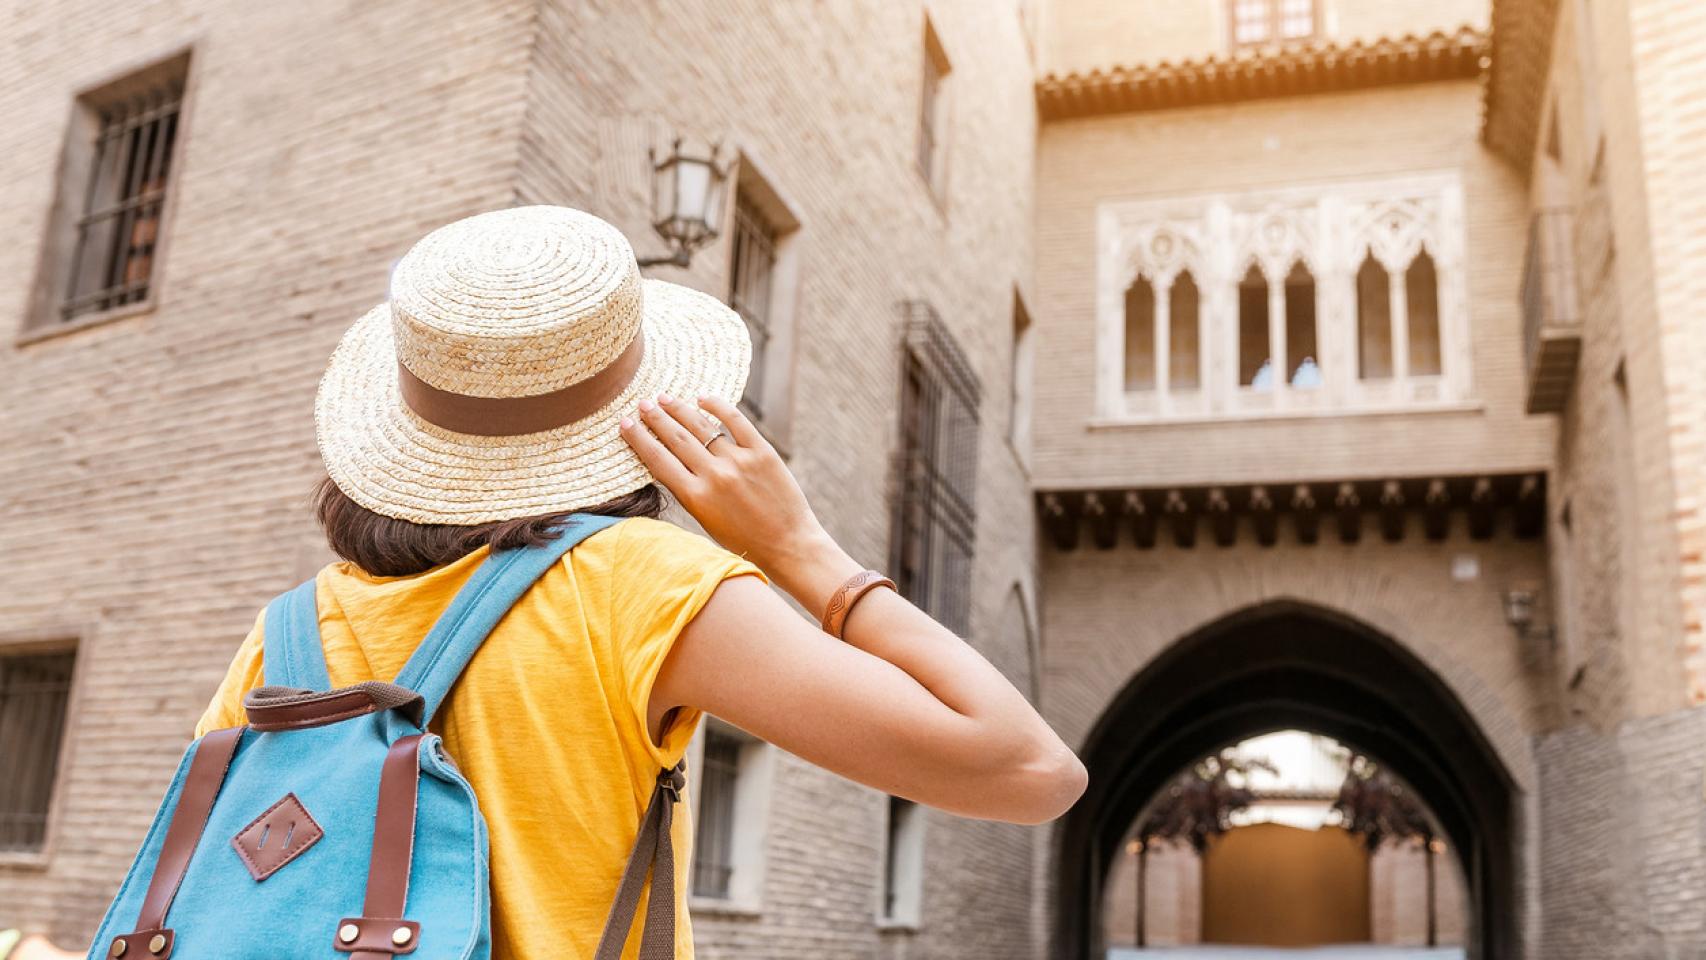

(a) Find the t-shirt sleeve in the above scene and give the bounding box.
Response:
[194,608,267,737]
[607,517,765,769]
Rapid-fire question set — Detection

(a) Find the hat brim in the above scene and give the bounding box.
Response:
[315,278,750,525]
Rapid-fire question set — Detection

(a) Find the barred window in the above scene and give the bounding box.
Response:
[28,51,189,335]
[891,304,981,636]
[0,648,77,854]
[691,724,742,899]
[66,63,186,320]
[728,193,777,419]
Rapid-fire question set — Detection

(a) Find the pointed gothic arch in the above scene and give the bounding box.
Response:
[1050,600,1518,960]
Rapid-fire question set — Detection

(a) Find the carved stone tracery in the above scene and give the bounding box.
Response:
[1097,172,1471,420]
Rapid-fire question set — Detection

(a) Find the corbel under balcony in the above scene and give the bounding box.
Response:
[1037,473,1545,551]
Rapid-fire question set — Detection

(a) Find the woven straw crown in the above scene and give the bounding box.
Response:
[391,206,644,398]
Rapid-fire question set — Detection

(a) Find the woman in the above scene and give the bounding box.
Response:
[195,206,1085,958]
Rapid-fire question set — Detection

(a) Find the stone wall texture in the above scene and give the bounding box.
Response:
[0,0,1042,954]
[8,0,1706,957]
[1026,0,1706,956]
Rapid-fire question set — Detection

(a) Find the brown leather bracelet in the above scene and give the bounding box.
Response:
[820,570,897,640]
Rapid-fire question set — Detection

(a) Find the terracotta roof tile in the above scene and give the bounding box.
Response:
[1036,25,1489,122]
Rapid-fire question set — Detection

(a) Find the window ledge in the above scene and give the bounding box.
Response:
[876,917,921,934]
[17,300,154,346]
[0,850,50,871]
[1087,398,1484,429]
[690,895,764,918]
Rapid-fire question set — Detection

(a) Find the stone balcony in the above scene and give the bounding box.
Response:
[1521,206,1582,414]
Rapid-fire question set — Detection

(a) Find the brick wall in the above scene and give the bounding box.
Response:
[0,0,535,938]
[0,0,1045,953]
[1536,708,1706,958]
[1619,0,1706,707]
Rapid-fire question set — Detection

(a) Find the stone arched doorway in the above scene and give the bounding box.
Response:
[1052,601,1517,959]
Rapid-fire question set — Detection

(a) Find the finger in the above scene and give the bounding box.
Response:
[620,415,696,492]
[697,395,765,449]
[639,396,715,474]
[659,394,723,449]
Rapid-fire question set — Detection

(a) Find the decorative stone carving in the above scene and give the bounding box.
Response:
[1095,172,1472,422]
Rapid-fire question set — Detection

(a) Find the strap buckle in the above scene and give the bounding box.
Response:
[658,761,686,802]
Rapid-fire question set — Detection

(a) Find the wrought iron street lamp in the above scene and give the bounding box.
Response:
[638,137,730,268]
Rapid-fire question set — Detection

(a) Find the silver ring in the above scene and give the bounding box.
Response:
[704,428,730,449]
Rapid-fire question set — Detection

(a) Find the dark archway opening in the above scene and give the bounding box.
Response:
[1052,602,1517,959]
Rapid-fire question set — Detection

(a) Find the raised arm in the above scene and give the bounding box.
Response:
[620,394,1086,825]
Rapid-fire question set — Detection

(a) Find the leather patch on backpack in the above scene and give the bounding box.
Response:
[231,792,323,882]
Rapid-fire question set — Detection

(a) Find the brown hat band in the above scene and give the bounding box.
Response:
[397,332,646,437]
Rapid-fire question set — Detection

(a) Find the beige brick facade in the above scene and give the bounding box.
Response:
[9,0,1706,957]
[1029,0,1706,956]
[0,0,1039,954]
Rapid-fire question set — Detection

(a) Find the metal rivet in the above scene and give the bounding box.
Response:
[338,923,360,944]
[391,926,412,946]
[147,935,166,955]
[110,939,127,958]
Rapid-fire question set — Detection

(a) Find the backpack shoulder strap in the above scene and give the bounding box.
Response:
[594,762,686,960]
[262,577,332,690]
[393,513,624,727]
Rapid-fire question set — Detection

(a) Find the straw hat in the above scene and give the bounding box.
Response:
[315,205,750,525]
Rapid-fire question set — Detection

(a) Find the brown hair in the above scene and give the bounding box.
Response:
[313,476,666,578]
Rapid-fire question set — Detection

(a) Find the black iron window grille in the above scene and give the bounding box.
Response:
[891,302,982,637]
[728,193,777,418]
[691,725,743,899]
[61,67,186,322]
[0,649,76,854]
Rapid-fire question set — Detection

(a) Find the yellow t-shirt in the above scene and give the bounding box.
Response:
[195,517,760,960]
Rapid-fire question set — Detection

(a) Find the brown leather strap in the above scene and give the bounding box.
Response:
[346,735,422,960]
[397,332,645,437]
[244,682,425,732]
[592,763,685,960]
[131,727,244,937]
[820,570,897,639]
[333,919,418,957]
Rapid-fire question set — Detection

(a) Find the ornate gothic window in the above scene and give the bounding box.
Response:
[1097,173,1470,422]
[1124,277,1157,392]
[1238,265,1271,389]
[1170,272,1201,391]
[1284,262,1319,388]
[1407,251,1443,377]
[1357,253,1394,381]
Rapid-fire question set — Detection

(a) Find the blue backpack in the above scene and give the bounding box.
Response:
[87,515,685,960]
